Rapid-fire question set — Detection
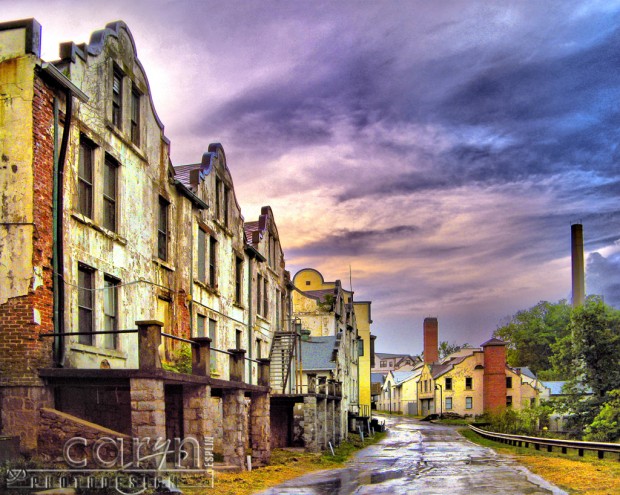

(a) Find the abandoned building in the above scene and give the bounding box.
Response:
[0,18,277,469]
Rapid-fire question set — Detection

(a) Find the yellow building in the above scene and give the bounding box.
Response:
[353,301,374,418]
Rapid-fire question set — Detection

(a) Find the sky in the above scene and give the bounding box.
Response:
[3,0,620,355]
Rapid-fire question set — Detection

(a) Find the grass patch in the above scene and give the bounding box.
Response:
[460,428,620,494]
[186,431,387,495]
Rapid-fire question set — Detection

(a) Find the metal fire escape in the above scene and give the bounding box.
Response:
[269,319,302,394]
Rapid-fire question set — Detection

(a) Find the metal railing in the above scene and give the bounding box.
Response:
[468,424,620,460]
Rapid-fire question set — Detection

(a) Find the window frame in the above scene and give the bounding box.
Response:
[78,264,95,346]
[465,396,473,409]
[208,236,217,287]
[77,136,94,218]
[102,275,120,350]
[256,274,263,316]
[130,86,141,146]
[445,377,453,391]
[197,228,207,283]
[234,255,243,304]
[196,314,206,338]
[112,68,123,128]
[506,376,513,389]
[445,397,453,410]
[102,154,118,232]
[506,395,513,407]
[465,376,473,390]
[157,196,169,261]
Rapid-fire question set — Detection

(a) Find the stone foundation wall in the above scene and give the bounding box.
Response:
[1,386,53,451]
[250,392,270,466]
[38,407,130,465]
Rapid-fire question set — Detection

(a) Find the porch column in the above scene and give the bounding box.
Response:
[136,320,163,371]
[302,395,318,452]
[334,400,342,444]
[326,399,335,447]
[317,397,326,450]
[250,392,271,466]
[222,389,246,468]
[130,378,166,467]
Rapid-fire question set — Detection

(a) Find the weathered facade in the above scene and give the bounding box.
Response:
[0,19,272,469]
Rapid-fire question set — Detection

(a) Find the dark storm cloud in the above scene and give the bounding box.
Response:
[288,225,419,258]
[587,252,620,308]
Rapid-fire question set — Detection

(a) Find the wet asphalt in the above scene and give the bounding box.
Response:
[255,414,568,495]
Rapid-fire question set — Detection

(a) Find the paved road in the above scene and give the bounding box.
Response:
[256,415,568,495]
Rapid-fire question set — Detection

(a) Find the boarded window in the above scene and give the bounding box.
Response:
[197,228,206,282]
[208,236,217,287]
[235,256,243,304]
[130,87,140,145]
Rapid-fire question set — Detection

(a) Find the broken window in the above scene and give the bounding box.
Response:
[78,264,94,346]
[102,154,118,232]
[78,136,94,218]
[112,69,122,128]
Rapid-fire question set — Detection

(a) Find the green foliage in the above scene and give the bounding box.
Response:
[161,343,193,374]
[494,300,571,374]
[317,294,335,312]
[583,390,620,442]
[438,341,470,359]
[482,404,553,436]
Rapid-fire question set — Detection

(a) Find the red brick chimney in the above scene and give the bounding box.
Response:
[423,317,439,364]
[482,338,507,413]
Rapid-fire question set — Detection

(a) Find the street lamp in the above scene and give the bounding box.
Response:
[435,383,443,419]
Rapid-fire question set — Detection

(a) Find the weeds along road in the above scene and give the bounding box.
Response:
[255,414,567,495]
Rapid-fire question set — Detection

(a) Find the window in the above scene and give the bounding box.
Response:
[358,339,364,356]
[506,376,513,389]
[215,178,221,220]
[78,265,94,346]
[389,361,393,367]
[263,277,268,317]
[465,377,473,390]
[445,377,453,391]
[256,338,262,359]
[112,69,122,128]
[208,236,217,287]
[257,274,263,316]
[223,185,229,227]
[130,87,140,145]
[276,288,281,329]
[465,397,473,409]
[445,397,452,410]
[424,380,428,393]
[530,397,536,407]
[380,360,386,367]
[235,256,243,304]
[208,318,216,342]
[158,196,169,260]
[236,329,242,350]
[102,155,118,232]
[197,228,206,282]
[196,314,206,338]
[103,276,119,349]
[506,395,513,407]
[78,137,94,218]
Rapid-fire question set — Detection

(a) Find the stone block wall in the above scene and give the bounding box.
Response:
[130,378,166,440]
[302,396,317,452]
[222,390,246,467]
[38,407,130,465]
[250,392,270,466]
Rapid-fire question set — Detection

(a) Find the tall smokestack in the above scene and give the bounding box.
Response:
[423,317,439,364]
[571,223,585,308]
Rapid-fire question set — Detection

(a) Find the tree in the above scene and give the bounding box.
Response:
[438,341,470,359]
[493,300,571,374]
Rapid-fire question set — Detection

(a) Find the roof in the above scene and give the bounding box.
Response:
[376,352,414,360]
[244,221,260,245]
[515,366,537,380]
[371,373,385,384]
[173,164,197,189]
[301,336,337,371]
[301,289,335,304]
[430,362,455,379]
[481,337,506,347]
[542,381,567,395]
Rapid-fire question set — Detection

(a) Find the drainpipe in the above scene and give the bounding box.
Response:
[247,255,253,385]
[52,91,73,366]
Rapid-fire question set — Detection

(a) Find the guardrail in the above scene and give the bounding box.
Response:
[468,424,620,460]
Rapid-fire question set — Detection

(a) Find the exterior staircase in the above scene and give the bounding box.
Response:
[269,331,297,394]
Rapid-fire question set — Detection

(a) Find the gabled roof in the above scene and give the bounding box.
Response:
[481,337,506,347]
[515,366,537,380]
[173,164,197,189]
[376,352,415,360]
[301,336,337,371]
[244,221,260,245]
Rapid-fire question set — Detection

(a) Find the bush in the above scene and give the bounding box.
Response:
[483,404,553,436]
[583,390,620,442]
[162,343,192,374]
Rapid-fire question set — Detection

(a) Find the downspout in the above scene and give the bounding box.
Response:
[52,97,61,365]
[53,91,73,366]
[247,255,253,385]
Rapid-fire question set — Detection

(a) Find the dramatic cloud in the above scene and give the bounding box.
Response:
[4,0,620,352]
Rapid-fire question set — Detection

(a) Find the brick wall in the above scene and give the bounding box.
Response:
[482,341,507,413]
